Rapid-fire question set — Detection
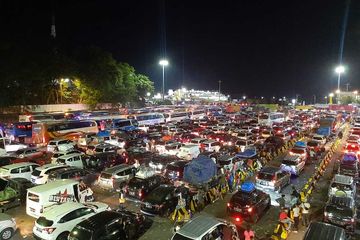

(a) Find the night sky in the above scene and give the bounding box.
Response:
[1,0,360,101]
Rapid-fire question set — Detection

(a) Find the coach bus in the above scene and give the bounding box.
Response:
[258,112,285,126]
[5,122,33,142]
[128,113,165,126]
[32,120,98,145]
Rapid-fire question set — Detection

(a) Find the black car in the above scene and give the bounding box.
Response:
[48,167,98,185]
[68,210,147,240]
[227,182,270,223]
[164,160,189,181]
[140,184,180,217]
[124,174,167,201]
[263,136,285,152]
[304,222,347,240]
[338,161,359,179]
[324,196,356,233]
[85,152,126,171]
[148,154,180,173]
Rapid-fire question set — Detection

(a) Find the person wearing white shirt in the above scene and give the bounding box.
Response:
[300,201,311,227]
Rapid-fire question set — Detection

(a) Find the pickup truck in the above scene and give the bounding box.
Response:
[0,177,34,212]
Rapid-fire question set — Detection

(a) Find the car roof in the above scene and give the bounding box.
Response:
[77,211,121,229]
[1,162,39,169]
[42,202,86,219]
[35,163,66,171]
[176,215,223,239]
[102,164,132,173]
[58,153,83,159]
[304,222,345,240]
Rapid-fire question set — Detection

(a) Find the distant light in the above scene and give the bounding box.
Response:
[61,78,70,83]
[335,89,340,94]
[159,59,169,66]
[335,65,345,74]
[291,99,296,104]
[182,87,187,92]
[146,92,151,97]
[242,96,246,100]
[329,93,334,97]
[354,91,358,95]
[324,96,328,99]
[168,89,174,95]
[272,96,275,99]
[261,96,264,99]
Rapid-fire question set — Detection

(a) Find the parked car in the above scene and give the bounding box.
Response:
[33,202,108,240]
[0,213,16,240]
[97,164,136,190]
[324,196,356,233]
[47,139,75,152]
[15,148,43,159]
[84,152,127,171]
[328,174,356,198]
[164,160,189,182]
[48,167,98,186]
[303,222,347,240]
[255,166,290,193]
[68,210,147,240]
[124,173,167,202]
[140,184,181,217]
[31,164,69,185]
[227,182,270,223]
[0,162,39,180]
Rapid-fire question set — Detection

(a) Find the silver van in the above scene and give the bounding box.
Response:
[97,164,136,190]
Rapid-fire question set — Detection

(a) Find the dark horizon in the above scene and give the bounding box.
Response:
[1,0,359,102]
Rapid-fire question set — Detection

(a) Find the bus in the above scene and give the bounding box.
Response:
[190,109,206,120]
[111,119,138,132]
[32,120,98,145]
[258,112,285,126]
[128,113,165,126]
[164,112,190,122]
[5,122,33,142]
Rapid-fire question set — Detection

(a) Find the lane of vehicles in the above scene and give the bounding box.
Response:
[0,107,352,239]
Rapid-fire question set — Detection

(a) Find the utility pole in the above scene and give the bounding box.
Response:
[345,83,350,91]
[218,80,222,101]
[313,95,316,104]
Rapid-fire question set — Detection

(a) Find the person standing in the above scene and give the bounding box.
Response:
[300,200,311,227]
[292,204,300,233]
[243,225,255,240]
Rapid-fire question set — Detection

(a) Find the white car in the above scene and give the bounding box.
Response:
[104,136,126,148]
[312,134,327,145]
[15,148,43,159]
[33,202,108,240]
[0,213,16,240]
[0,162,39,180]
[31,164,69,185]
[47,139,75,152]
[4,141,27,152]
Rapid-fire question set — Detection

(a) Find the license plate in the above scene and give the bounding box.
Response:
[129,191,135,196]
[234,207,242,212]
[145,203,152,208]
[36,227,42,232]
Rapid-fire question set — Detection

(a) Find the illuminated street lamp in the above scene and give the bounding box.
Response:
[159,59,169,101]
[242,96,246,100]
[335,65,345,92]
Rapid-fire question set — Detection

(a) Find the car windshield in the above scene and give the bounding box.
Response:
[232,192,255,205]
[307,141,318,147]
[291,148,305,154]
[259,115,269,119]
[172,233,193,240]
[100,172,112,179]
[282,160,297,166]
[145,188,168,204]
[236,141,246,146]
[325,205,353,218]
[69,226,93,240]
[313,137,323,141]
[257,172,274,181]
[0,178,8,191]
[32,169,41,176]
[331,182,353,191]
[166,164,182,171]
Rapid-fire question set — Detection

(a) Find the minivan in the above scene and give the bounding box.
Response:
[0,162,39,181]
[176,144,200,160]
[97,164,136,190]
[56,153,85,169]
[31,163,68,185]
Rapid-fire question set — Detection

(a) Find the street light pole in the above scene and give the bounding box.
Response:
[218,80,222,101]
[159,59,169,101]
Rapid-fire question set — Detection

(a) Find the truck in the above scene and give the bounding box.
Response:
[317,117,336,137]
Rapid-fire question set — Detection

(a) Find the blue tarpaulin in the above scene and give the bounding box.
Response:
[294,141,307,148]
[97,130,110,137]
[316,127,331,136]
[183,155,217,185]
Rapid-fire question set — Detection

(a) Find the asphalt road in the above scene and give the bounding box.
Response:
[9,132,352,240]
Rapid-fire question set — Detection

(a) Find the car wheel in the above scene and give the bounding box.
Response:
[0,228,14,240]
[56,231,70,240]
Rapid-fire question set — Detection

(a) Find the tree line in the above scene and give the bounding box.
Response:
[0,41,154,107]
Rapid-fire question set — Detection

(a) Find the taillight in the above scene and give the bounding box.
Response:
[235,217,241,222]
[43,227,56,234]
[177,171,180,177]
[139,190,143,198]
